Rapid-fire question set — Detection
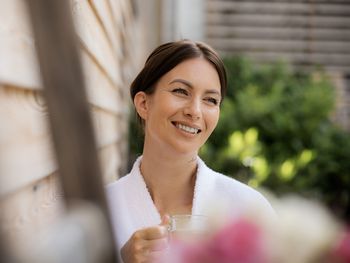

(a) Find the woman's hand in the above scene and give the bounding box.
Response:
[121,216,170,263]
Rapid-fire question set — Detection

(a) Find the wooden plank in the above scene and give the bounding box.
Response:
[206,26,350,41]
[0,86,56,196]
[0,21,123,115]
[217,50,350,64]
[92,107,121,148]
[107,0,127,63]
[0,85,120,196]
[0,173,64,259]
[118,0,135,58]
[107,0,135,60]
[291,65,350,75]
[207,0,350,4]
[107,0,138,100]
[209,38,350,54]
[0,0,41,89]
[81,51,123,114]
[207,1,350,16]
[119,0,134,30]
[219,53,350,74]
[206,0,350,75]
[98,115,132,182]
[206,14,350,29]
[0,46,124,115]
[89,0,123,61]
[108,0,134,35]
[99,143,120,184]
[0,0,123,99]
[245,51,350,66]
[217,50,350,72]
[72,0,121,87]
[107,0,124,30]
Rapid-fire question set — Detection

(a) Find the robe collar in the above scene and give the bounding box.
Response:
[128,155,216,224]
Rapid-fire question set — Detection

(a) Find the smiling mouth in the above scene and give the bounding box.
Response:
[172,122,202,134]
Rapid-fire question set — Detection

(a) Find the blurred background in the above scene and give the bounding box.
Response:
[131,0,350,221]
[0,0,349,261]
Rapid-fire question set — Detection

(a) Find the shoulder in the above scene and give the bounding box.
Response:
[106,173,131,193]
[197,158,275,215]
[197,157,259,197]
[212,170,261,198]
[105,174,132,210]
[214,172,270,205]
[106,156,142,198]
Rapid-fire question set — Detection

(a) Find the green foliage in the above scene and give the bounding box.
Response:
[129,110,144,157]
[200,56,350,221]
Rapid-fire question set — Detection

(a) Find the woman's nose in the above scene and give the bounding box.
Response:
[184,99,201,120]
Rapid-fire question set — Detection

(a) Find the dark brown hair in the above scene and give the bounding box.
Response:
[130,40,227,122]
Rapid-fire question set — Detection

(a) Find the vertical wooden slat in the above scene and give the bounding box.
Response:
[25,0,117,262]
[0,240,9,263]
[0,237,16,263]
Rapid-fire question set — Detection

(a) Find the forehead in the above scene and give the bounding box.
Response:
[158,58,221,91]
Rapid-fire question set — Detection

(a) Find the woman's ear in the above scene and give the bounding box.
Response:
[134,91,149,120]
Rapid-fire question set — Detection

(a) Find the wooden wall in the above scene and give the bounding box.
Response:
[0,0,138,258]
[206,0,350,74]
[205,0,350,129]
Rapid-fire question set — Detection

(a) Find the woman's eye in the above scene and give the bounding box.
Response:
[205,97,218,105]
[172,88,188,95]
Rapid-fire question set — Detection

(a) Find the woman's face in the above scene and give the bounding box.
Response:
[136,57,221,155]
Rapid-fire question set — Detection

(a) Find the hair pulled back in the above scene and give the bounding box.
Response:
[131,40,226,100]
[130,40,227,123]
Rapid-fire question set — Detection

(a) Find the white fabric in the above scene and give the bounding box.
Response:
[106,156,274,257]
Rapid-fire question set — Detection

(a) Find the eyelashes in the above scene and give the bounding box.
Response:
[171,88,219,106]
[206,97,218,105]
[172,88,188,95]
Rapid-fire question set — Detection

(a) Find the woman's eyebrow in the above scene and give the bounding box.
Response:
[169,78,193,88]
[206,89,221,96]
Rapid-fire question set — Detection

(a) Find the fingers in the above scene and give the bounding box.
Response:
[145,237,169,252]
[121,226,170,263]
[160,214,170,226]
[137,225,168,240]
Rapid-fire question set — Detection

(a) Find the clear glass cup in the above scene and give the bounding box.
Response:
[168,214,209,242]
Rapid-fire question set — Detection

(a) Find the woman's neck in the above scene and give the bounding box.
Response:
[140,146,198,216]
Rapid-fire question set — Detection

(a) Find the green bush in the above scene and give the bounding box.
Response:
[200,56,350,221]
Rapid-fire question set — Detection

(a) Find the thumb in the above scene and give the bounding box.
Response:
[160,214,170,226]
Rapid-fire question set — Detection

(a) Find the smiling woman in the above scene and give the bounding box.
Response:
[106,40,275,263]
[135,57,221,156]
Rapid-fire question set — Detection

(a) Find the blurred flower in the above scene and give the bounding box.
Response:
[174,218,266,263]
[268,196,341,263]
[163,195,349,263]
[207,218,266,263]
[332,229,350,263]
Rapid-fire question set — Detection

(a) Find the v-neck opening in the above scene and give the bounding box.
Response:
[132,156,205,220]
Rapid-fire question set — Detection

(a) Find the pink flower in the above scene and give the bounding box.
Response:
[178,218,266,263]
[333,229,350,263]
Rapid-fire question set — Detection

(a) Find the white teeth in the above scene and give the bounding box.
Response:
[176,123,199,134]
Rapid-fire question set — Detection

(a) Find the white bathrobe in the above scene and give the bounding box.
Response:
[106,156,274,257]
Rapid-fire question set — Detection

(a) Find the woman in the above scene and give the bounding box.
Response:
[107,40,274,263]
